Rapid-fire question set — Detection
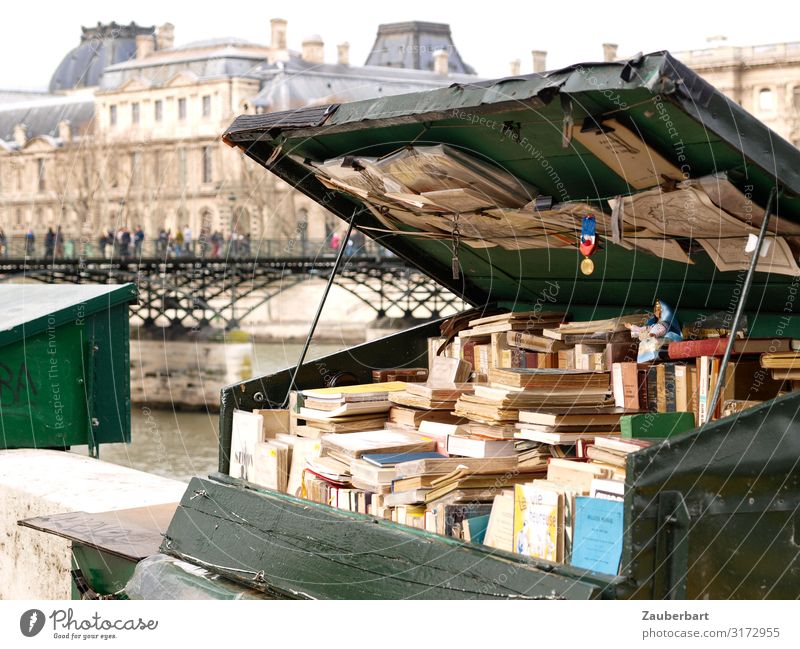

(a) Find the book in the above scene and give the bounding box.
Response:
[612,362,640,410]
[506,330,569,353]
[300,382,407,401]
[229,409,264,482]
[518,408,628,427]
[487,367,610,392]
[696,356,713,424]
[428,355,473,384]
[321,430,437,459]
[593,435,652,454]
[446,435,518,458]
[513,483,564,562]
[463,514,491,544]
[372,368,428,383]
[388,406,463,428]
[468,310,566,329]
[669,337,792,360]
[570,496,624,575]
[605,340,640,368]
[388,391,458,410]
[361,451,446,467]
[286,438,322,497]
[391,474,442,492]
[515,428,615,445]
[252,409,290,438]
[295,413,389,433]
[251,441,289,492]
[483,491,516,552]
[656,363,677,413]
[546,458,613,493]
[383,488,431,506]
[590,478,625,502]
[546,314,646,338]
[645,365,659,412]
[299,401,391,419]
[404,382,474,400]
[349,458,396,485]
[394,455,518,479]
[619,412,695,439]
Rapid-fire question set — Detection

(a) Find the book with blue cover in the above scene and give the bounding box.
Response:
[362,451,446,467]
[571,496,624,575]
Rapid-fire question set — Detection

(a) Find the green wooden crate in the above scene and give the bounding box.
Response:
[0,283,137,452]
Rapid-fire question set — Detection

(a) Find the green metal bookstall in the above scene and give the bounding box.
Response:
[25,52,800,598]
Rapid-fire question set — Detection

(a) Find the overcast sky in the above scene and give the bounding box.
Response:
[3,0,798,90]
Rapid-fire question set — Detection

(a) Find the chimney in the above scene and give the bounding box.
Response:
[337,42,350,66]
[136,34,154,59]
[58,120,71,142]
[532,50,547,73]
[156,23,175,50]
[14,123,26,147]
[301,35,324,64]
[433,49,449,75]
[602,43,618,62]
[509,59,521,76]
[271,18,287,50]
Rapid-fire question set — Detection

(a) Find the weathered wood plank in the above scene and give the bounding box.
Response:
[161,477,609,599]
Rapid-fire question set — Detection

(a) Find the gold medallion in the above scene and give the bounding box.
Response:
[580,257,595,275]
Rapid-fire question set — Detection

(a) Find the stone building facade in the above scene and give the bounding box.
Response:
[0,20,476,250]
[673,40,800,147]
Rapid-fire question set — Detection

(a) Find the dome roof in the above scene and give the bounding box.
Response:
[49,21,155,92]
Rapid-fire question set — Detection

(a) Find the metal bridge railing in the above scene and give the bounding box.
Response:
[0,235,391,261]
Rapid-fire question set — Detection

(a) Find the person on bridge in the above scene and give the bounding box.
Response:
[55,226,64,258]
[211,230,222,257]
[0,228,7,258]
[134,226,144,257]
[45,228,56,258]
[174,229,184,256]
[183,225,193,256]
[25,229,35,256]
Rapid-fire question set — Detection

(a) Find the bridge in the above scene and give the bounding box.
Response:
[0,239,466,330]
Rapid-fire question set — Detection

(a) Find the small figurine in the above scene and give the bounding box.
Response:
[626,299,682,362]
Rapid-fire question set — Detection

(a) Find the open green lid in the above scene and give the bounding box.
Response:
[224,52,800,317]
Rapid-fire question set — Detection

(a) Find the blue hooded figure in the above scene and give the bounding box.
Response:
[629,299,682,362]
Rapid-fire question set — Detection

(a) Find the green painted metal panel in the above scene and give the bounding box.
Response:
[625,390,800,598]
[0,284,136,450]
[162,476,610,600]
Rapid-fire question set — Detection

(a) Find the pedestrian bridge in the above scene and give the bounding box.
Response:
[0,240,466,330]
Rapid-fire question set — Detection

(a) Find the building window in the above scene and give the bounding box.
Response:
[793,87,800,112]
[178,148,187,188]
[154,99,163,122]
[109,105,117,126]
[758,88,775,113]
[178,97,187,120]
[16,208,22,226]
[202,95,211,117]
[38,159,46,192]
[202,146,213,184]
[132,102,140,124]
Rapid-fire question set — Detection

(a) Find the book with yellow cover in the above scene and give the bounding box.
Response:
[513,483,564,562]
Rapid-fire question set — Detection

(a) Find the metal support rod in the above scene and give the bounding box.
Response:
[706,186,778,423]
[282,210,359,407]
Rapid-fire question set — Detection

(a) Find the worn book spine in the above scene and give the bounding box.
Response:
[646,365,659,412]
[664,364,677,412]
[675,365,688,412]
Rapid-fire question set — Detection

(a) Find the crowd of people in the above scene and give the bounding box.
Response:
[0,225,372,260]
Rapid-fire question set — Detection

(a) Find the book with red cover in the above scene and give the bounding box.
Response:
[668,337,791,360]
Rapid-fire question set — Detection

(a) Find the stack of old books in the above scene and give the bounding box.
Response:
[760,349,800,383]
[291,382,407,438]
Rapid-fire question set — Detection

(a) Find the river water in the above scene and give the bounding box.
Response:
[86,342,345,483]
